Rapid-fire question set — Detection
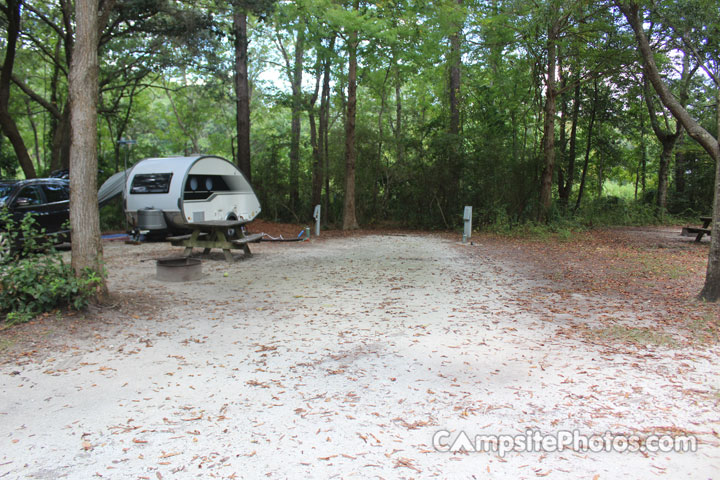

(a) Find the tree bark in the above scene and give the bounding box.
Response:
[69,0,105,294]
[639,106,647,197]
[643,75,681,211]
[674,132,686,195]
[559,82,580,206]
[320,36,335,224]
[342,3,359,230]
[395,70,403,166]
[656,140,674,209]
[50,106,71,171]
[539,22,560,222]
[448,16,461,138]
[289,23,305,214]
[557,51,567,200]
[49,38,70,171]
[0,0,37,178]
[617,2,720,300]
[447,0,463,208]
[309,51,322,218]
[574,79,598,212]
[234,8,252,181]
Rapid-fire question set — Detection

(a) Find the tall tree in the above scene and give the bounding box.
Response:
[234,5,252,180]
[643,74,682,212]
[447,0,463,210]
[69,0,111,293]
[232,1,275,181]
[574,78,599,212]
[558,81,580,206]
[0,0,36,178]
[276,15,305,214]
[642,49,696,211]
[342,0,360,230]
[535,3,575,222]
[319,35,335,223]
[616,1,720,301]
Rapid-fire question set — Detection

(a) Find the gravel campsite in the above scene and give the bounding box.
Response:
[1,227,719,479]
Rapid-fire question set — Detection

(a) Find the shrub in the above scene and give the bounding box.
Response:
[0,210,104,326]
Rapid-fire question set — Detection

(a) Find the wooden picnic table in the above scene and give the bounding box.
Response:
[167,220,262,262]
[683,216,713,242]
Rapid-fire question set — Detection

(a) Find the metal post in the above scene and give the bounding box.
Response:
[313,204,321,237]
[118,137,137,235]
[463,206,472,243]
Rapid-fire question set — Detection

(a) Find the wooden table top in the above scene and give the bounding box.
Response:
[187,219,249,228]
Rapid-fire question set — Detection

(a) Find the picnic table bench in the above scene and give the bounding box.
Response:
[682,216,712,242]
[167,220,262,262]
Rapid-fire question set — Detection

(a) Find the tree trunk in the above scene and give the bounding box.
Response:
[643,75,681,211]
[373,68,390,220]
[288,23,305,215]
[309,51,322,217]
[656,140,674,210]
[234,8,252,181]
[539,23,559,222]
[448,22,461,137]
[320,36,335,224]
[69,0,105,293]
[675,132,686,194]
[447,0,463,208]
[574,79,598,212]
[639,106,647,197]
[25,97,41,170]
[50,106,71,171]
[0,0,36,178]
[342,4,359,231]
[617,2,720,300]
[596,152,604,198]
[395,71,403,165]
[559,82,580,206]
[557,51,567,201]
[705,87,720,300]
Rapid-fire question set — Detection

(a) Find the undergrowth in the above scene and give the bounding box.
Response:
[0,210,104,326]
[482,197,694,239]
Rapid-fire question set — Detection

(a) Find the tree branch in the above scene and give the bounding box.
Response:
[11,75,62,119]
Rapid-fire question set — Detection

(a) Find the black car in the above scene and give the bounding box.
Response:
[0,178,70,261]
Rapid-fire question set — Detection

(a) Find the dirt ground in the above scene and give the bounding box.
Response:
[1,226,719,479]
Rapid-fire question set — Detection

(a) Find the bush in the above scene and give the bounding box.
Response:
[0,210,104,326]
[573,197,663,226]
[99,197,126,232]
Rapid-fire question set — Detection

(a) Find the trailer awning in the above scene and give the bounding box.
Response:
[98,170,128,207]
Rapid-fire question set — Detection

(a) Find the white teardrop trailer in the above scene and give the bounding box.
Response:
[100,155,263,260]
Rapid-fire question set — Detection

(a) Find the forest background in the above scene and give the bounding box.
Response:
[0,0,718,234]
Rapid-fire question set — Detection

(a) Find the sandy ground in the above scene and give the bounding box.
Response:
[1,233,719,479]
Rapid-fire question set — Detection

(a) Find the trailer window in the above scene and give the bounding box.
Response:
[184,175,230,200]
[131,173,172,194]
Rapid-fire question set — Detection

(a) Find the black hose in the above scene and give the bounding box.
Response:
[258,231,306,242]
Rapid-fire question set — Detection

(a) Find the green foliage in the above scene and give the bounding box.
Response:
[99,198,127,232]
[483,193,692,241]
[574,197,665,226]
[0,141,18,178]
[0,210,104,326]
[3,0,719,232]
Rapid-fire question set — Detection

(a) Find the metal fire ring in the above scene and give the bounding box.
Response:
[156,256,203,282]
